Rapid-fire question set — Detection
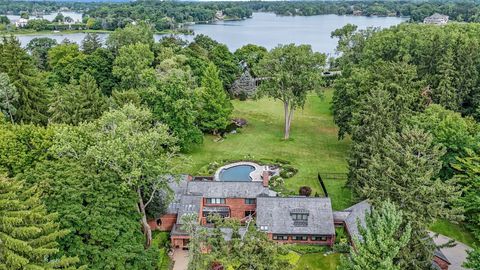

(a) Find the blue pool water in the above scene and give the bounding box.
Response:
[219,165,255,182]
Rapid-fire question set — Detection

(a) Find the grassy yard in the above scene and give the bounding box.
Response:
[295,253,341,270]
[186,90,353,210]
[430,220,479,247]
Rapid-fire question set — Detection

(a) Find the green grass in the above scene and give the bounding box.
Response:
[430,219,479,247]
[186,90,352,210]
[295,253,341,270]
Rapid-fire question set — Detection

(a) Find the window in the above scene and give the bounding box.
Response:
[245,198,256,204]
[291,213,309,221]
[291,213,309,226]
[272,235,289,240]
[206,198,225,204]
[292,235,308,241]
[244,210,255,217]
[260,225,268,231]
[311,236,327,241]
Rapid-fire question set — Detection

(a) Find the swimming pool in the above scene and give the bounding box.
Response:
[218,165,255,182]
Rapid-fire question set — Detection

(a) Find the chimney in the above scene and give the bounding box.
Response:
[262,171,270,187]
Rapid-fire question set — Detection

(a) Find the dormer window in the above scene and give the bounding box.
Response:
[290,209,309,227]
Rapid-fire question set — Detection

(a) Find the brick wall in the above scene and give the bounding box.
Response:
[148,213,177,231]
[201,198,256,225]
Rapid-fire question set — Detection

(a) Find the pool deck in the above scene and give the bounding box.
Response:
[214,162,266,181]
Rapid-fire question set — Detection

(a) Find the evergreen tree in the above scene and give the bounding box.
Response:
[49,73,106,125]
[0,72,18,123]
[339,200,411,270]
[464,248,480,269]
[452,150,480,242]
[81,33,102,54]
[348,88,396,191]
[77,73,107,121]
[434,48,458,111]
[0,36,48,124]
[357,127,461,269]
[0,176,81,270]
[196,63,233,134]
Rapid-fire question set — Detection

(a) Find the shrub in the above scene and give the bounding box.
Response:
[299,186,312,197]
[280,165,298,178]
[333,243,350,253]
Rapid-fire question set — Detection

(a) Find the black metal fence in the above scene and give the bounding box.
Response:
[318,172,348,180]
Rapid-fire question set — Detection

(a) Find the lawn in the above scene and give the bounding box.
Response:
[295,253,341,270]
[430,219,479,247]
[186,90,353,210]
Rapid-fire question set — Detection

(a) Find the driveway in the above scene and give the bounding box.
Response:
[430,232,473,270]
[172,249,189,270]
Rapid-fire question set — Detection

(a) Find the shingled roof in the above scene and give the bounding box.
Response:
[186,181,276,198]
[338,200,371,241]
[176,194,202,224]
[256,196,335,235]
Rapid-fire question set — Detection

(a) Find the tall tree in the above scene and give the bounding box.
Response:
[196,63,233,134]
[112,43,155,90]
[22,155,160,270]
[452,150,480,242]
[339,200,411,270]
[255,44,325,139]
[49,73,106,125]
[26,37,57,70]
[433,48,458,111]
[106,22,154,53]
[81,33,102,54]
[0,36,48,124]
[84,104,179,247]
[409,104,480,180]
[0,176,81,270]
[347,88,396,191]
[141,73,203,151]
[0,73,18,123]
[356,127,460,269]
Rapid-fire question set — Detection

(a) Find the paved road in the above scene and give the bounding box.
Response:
[430,232,473,270]
[172,249,188,270]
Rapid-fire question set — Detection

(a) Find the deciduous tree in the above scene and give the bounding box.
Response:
[112,43,155,90]
[255,44,325,139]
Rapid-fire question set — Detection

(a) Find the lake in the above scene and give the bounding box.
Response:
[13,12,408,55]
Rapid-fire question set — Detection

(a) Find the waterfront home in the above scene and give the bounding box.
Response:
[424,13,449,25]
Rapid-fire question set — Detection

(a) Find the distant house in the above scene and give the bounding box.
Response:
[14,18,28,28]
[424,13,449,25]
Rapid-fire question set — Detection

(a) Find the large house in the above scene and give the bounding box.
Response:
[424,13,449,25]
[149,171,450,270]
